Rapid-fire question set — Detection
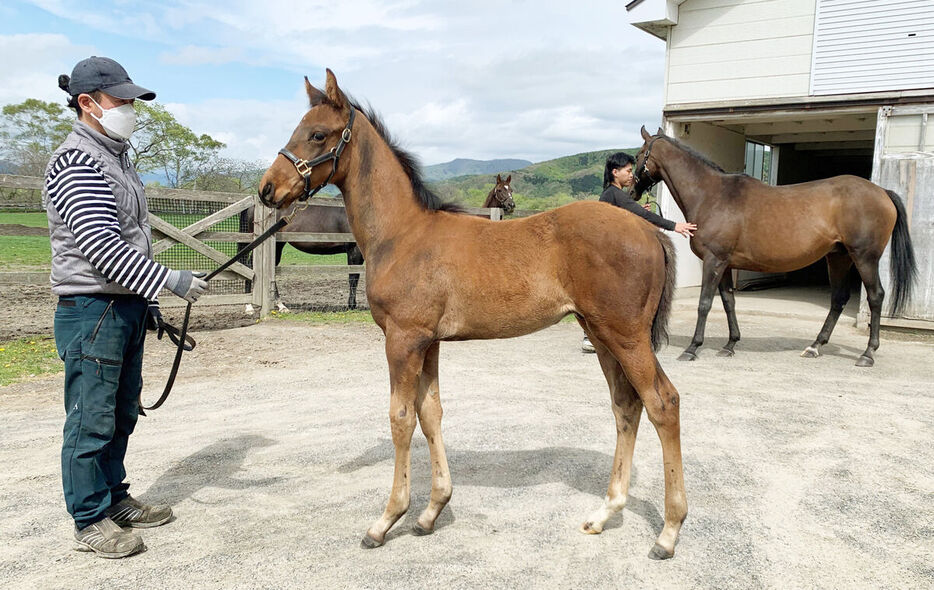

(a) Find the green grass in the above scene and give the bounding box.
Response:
[0,235,51,268]
[273,309,374,324]
[0,336,61,386]
[278,245,349,266]
[0,211,48,228]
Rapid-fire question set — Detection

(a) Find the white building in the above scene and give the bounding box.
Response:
[628,0,934,328]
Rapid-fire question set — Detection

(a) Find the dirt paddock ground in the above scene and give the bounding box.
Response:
[0,291,932,589]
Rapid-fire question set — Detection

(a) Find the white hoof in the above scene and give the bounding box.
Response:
[244,304,255,315]
[800,346,821,358]
[276,302,290,313]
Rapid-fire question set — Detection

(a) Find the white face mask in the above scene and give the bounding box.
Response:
[89,97,137,141]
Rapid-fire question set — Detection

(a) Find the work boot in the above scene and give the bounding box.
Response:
[74,517,144,559]
[105,495,173,528]
[581,336,595,353]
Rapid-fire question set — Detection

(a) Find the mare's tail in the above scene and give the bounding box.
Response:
[885,190,917,316]
[651,232,677,351]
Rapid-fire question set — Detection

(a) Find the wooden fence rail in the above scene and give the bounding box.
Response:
[0,175,512,317]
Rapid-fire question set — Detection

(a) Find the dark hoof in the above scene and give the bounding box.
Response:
[412,523,434,536]
[360,534,383,549]
[716,348,735,358]
[800,346,821,358]
[855,355,874,368]
[648,543,673,560]
[677,351,697,362]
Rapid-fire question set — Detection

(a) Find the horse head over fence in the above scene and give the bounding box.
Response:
[482,174,515,214]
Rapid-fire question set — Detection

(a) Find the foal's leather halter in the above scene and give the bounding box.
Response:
[277,107,356,202]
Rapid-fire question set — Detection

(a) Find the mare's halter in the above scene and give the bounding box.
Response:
[491,185,514,208]
[277,107,356,202]
[632,136,663,194]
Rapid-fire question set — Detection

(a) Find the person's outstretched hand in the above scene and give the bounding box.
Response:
[674,222,697,238]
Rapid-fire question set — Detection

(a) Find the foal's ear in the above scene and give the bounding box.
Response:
[641,125,652,140]
[656,126,665,136]
[496,174,503,183]
[505,174,511,183]
[325,68,346,110]
[304,76,325,105]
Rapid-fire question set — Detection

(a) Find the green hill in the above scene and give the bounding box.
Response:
[428,148,639,210]
[423,158,533,181]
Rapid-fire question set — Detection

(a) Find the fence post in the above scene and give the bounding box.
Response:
[489,207,502,221]
[252,195,277,317]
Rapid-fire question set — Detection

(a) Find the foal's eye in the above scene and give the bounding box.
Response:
[311,131,326,142]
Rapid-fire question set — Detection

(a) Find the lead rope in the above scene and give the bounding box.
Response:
[138,216,289,415]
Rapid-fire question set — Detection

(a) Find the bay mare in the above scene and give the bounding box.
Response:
[482,174,516,214]
[258,71,687,559]
[239,203,363,310]
[632,126,917,367]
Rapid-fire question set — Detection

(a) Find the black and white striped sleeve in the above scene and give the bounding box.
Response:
[45,149,170,300]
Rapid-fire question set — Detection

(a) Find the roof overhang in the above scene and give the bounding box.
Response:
[626,0,687,40]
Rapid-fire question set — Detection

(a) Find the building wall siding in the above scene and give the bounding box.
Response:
[811,0,934,95]
[666,0,817,105]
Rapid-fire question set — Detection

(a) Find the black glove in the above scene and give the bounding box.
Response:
[147,303,163,332]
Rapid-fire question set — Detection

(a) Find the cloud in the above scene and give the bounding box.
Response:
[159,45,245,66]
[162,94,310,164]
[10,1,669,165]
[0,33,96,105]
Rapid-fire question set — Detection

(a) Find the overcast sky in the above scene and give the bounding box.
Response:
[0,0,666,166]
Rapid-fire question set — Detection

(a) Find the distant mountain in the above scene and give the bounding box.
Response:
[429,148,639,210]
[423,158,533,182]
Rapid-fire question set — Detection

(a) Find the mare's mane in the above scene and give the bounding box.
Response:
[312,93,464,214]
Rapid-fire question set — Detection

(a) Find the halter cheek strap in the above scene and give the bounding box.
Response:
[633,136,662,191]
[278,107,356,202]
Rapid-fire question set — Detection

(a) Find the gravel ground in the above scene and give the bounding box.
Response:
[0,299,932,589]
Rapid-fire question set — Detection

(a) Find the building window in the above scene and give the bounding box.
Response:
[745,141,774,183]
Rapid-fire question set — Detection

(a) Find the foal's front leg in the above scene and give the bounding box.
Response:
[362,332,429,548]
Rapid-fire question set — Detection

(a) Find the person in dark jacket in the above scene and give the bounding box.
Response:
[582,151,697,353]
[44,56,209,558]
[598,151,696,237]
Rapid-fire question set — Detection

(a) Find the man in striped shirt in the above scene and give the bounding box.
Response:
[44,56,208,558]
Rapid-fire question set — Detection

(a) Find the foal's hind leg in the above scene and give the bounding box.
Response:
[614,340,687,559]
[580,338,643,535]
[412,342,453,535]
[362,331,430,548]
[802,251,853,358]
[716,269,741,357]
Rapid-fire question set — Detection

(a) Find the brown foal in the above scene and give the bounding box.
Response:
[259,71,687,559]
[632,126,917,367]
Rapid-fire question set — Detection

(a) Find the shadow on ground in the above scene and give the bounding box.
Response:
[140,434,284,505]
[340,438,664,539]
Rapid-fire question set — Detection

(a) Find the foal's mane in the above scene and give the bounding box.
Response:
[313,93,464,214]
[659,135,726,173]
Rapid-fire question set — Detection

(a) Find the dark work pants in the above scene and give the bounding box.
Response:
[54,294,147,529]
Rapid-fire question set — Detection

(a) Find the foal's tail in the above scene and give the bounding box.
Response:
[885,190,917,316]
[651,232,677,351]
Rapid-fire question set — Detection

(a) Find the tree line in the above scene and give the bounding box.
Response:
[0,98,265,194]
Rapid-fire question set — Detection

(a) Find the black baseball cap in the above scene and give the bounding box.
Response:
[67,56,156,100]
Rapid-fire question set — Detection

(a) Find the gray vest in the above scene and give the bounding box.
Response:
[43,121,154,296]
